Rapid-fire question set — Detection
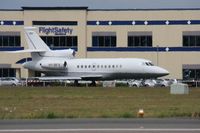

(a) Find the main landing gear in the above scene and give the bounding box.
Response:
[74,80,79,86]
[90,80,96,86]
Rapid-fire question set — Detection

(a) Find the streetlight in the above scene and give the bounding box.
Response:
[156,45,159,66]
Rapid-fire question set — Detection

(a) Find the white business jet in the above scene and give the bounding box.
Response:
[15,27,169,85]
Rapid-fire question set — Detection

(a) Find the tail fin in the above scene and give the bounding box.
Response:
[24,27,50,51]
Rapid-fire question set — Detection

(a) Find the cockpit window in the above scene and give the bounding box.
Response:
[149,62,154,66]
[144,62,154,66]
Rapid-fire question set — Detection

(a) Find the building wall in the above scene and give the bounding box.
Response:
[23,10,87,57]
[0,11,25,77]
[0,8,200,79]
[86,10,200,79]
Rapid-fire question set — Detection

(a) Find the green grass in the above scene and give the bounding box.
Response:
[0,86,199,119]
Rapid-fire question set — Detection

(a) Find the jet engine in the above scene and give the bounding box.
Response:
[40,61,67,70]
[43,49,76,59]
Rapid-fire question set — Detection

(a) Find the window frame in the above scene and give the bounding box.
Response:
[128,35,152,47]
[41,36,78,48]
[183,35,200,47]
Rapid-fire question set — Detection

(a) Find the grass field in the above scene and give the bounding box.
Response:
[0,86,199,119]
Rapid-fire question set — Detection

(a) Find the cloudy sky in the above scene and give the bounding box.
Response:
[0,0,200,9]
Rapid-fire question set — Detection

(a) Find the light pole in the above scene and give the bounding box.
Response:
[156,45,159,66]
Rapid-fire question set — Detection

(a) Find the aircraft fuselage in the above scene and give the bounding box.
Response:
[23,58,169,80]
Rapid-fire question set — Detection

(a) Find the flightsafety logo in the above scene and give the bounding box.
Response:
[39,27,73,35]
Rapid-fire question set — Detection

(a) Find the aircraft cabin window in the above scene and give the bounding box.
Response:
[64,61,67,67]
[101,65,103,68]
[88,65,91,68]
[97,65,99,68]
[85,65,87,68]
[112,65,115,68]
[120,65,122,68]
[81,65,83,68]
[77,65,79,68]
[105,65,107,68]
[108,65,111,68]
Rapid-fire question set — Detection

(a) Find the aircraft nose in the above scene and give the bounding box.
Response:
[157,67,169,76]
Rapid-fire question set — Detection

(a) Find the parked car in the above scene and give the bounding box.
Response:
[156,79,179,87]
[167,79,178,85]
[144,79,157,87]
[0,77,21,86]
[128,79,143,87]
[156,79,170,87]
[128,79,178,88]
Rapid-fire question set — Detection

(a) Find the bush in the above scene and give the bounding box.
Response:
[121,112,134,118]
[47,112,56,119]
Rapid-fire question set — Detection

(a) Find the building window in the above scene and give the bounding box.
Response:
[183,64,200,80]
[183,69,200,80]
[0,33,21,47]
[60,36,66,46]
[33,21,77,26]
[183,31,200,47]
[35,71,42,77]
[92,32,116,47]
[41,36,77,48]
[0,68,16,77]
[183,36,200,47]
[128,32,152,47]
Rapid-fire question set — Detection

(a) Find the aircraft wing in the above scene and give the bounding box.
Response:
[37,75,103,81]
[38,76,81,81]
[81,75,103,80]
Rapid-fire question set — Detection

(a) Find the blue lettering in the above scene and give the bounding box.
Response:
[39,27,73,35]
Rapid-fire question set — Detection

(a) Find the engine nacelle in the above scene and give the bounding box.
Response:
[43,49,75,58]
[41,61,67,70]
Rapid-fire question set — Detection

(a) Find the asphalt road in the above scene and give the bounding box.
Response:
[0,118,199,133]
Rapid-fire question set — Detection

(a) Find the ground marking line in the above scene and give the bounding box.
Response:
[0,129,200,132]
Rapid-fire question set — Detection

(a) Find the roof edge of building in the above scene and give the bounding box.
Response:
[0,7,200,11]
[88,8,200,11]
[21,6,88,10]
[0,9,23,11]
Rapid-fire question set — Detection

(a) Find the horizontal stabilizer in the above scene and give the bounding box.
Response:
[7,49,47,53]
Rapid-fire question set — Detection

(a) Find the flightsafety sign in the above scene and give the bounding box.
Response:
[39,27,73,35]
